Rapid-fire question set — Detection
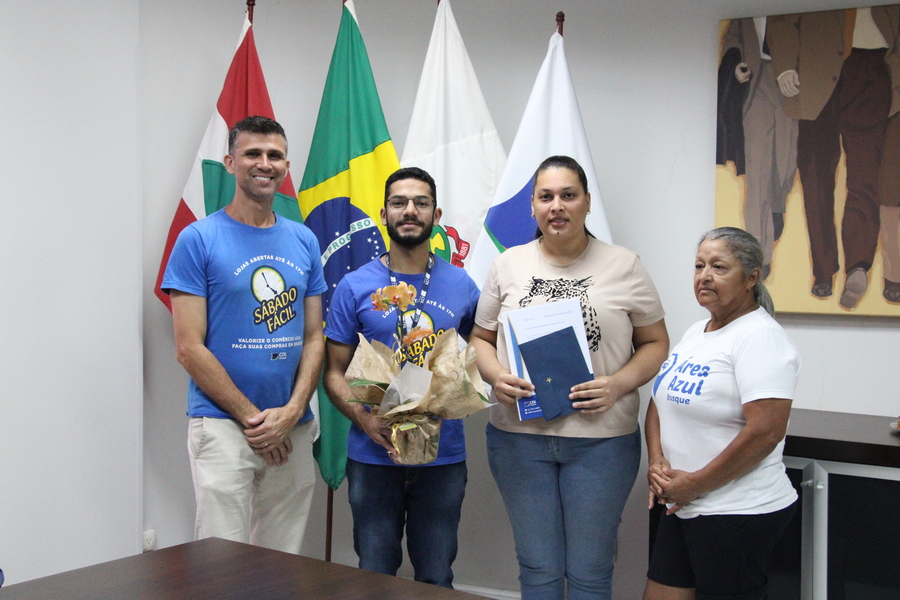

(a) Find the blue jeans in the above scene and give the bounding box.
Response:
[487,424,641,600]
[346,458,467,588]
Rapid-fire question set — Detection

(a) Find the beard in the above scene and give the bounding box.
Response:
[386,217,434,249]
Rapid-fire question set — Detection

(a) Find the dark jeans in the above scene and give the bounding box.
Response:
[346,458,467,589]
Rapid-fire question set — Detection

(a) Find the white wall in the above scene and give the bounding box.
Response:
[3,0,897,595]
[141,1,900,598]
[0,0,142,586]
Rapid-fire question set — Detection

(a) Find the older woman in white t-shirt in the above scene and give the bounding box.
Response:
[471,155,669,599]
[644,227,800,600]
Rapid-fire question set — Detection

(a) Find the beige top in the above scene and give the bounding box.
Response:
[475,238,665,438]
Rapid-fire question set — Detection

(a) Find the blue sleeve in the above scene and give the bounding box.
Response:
[324,277,361,345]
[161,225,209,298]
[302,227,328,296]
[457,277,481,337]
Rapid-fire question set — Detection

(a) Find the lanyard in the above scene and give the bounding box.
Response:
[385,252,434,350]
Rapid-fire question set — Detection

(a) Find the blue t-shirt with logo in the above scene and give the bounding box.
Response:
[325,255,480,466]
[162,209,327,422]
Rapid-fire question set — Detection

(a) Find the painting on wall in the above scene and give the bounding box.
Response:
[715,6,900,316]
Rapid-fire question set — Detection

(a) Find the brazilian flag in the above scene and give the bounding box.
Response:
[299,0,400,490]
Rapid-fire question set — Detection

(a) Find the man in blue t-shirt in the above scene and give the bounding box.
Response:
[162,116,326,554]
[324,167,480,588]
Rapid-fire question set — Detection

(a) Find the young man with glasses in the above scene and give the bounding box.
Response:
[323,167,480,589]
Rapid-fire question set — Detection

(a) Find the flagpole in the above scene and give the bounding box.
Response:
[556,11,564,35]
[247,0,255,23]
[326,487,334,561]
[323,0,343,560]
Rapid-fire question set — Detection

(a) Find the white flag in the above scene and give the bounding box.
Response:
[401,0,506,273]
[468,31,612,289]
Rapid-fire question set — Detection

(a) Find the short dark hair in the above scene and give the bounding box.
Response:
[531,155,594,239]
[384,167,437,207]
[227,116,287,154]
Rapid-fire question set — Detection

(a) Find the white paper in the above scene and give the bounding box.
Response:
[380,362,433,414]
[504,298,593,383]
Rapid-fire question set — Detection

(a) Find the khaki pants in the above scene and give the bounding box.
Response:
[188,416,317,554]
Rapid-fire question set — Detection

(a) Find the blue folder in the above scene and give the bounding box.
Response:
[517,326,592,421]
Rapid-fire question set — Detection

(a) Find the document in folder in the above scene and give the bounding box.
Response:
[504,299,593,421]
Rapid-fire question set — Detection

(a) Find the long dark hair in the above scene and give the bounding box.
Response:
[531,155,595,239]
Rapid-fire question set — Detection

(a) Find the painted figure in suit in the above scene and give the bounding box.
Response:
[877,8,900,304]
[878,111,900,303]
[768,7,900,308]
[720,17,798,279]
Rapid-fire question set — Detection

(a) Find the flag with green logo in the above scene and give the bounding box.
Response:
[401,0,506,277]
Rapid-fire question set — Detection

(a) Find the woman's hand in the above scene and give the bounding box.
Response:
[568,318,668,415]
[653,468,705,515]
[647,454,672,509]
[569,375,624,414]
[469,325,535,407]
[491,371,535,406]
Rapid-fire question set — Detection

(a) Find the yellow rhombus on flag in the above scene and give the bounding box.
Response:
[299,0,400,490]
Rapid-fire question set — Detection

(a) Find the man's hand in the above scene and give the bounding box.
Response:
[244,406,297,451]
[325,338,397,459]
[357,407,396,457]
[777,70,800,97]
[735,62,751,83]
[260,436,293,467]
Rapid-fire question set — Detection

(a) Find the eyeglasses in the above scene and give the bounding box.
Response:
[386,195,434,211]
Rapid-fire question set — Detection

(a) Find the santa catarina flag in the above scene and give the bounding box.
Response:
[299,0,399,490]
[154,17,300,310]
[468,31,612,289]
[400,0,505,274]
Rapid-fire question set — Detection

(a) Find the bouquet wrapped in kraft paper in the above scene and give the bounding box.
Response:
[345,327,491,465]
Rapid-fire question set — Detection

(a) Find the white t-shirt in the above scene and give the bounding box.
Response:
[652,307,800,518]
[476,238,665,438]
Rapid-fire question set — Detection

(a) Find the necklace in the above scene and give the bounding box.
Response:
[385,252,435,363]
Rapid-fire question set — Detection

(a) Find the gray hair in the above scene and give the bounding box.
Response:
[698,227,774,315]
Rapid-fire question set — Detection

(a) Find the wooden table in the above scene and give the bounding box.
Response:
[0,538,485,600]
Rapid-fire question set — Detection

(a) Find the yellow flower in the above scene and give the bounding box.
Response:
[370,282,417,312]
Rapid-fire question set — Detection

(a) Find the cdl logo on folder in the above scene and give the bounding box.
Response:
[504,298,593,421]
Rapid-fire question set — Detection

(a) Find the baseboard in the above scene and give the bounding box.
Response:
[452,583,521,599]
